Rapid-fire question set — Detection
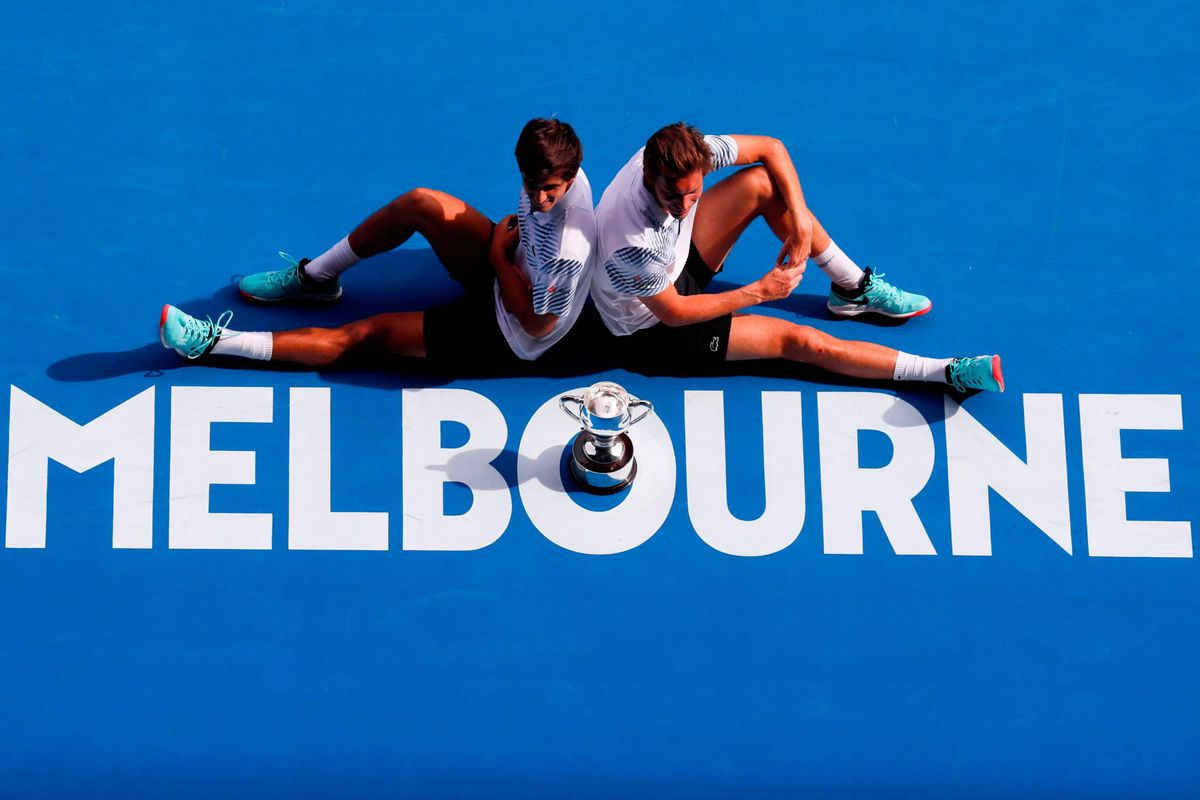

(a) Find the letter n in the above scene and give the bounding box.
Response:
[945,394,1071,555]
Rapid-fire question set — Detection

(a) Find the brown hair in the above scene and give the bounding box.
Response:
[643,122,712,182]
[514,118,582,180]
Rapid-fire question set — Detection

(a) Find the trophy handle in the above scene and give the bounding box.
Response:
[627,398,654,427]
[559,394,586,425]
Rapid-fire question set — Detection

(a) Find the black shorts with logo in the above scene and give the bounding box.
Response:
[420,224,522,371]
[617,243,733,375]
[422,257,611,374]
[422,282,526,372]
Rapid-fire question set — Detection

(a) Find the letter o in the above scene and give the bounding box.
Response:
[517,389,676,554]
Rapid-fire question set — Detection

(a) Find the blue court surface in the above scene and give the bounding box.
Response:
[3,1,1198,796]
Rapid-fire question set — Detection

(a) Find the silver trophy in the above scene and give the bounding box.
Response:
[559,382,654,495]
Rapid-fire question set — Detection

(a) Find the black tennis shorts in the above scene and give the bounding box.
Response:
[618,242,733,374]
[422,283,525,371]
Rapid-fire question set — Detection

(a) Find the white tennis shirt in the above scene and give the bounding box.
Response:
[494,168,596,360]
[590,136,738,336]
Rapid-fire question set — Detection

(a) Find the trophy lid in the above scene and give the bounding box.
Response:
[582,382,630,422]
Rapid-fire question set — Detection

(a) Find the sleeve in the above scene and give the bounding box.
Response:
[705,134,738,170]
[530,208,593,317]
[602,244,671,298]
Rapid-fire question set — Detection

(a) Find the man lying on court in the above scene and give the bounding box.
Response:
[160,118,596,370]
[588,123,1003,392]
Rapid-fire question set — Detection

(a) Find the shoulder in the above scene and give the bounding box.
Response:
[597,154,647,221]
[562,170,595,217]
[704,135,738,170]
[572,166,593,196]
[600,149,646,199]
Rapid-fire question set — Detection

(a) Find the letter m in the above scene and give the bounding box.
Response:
[6,386,155,549]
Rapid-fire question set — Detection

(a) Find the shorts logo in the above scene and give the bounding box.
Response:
[709,336,720,352]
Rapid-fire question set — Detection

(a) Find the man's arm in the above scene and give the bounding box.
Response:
[640,263,803,327]
[729,135,814,269]
[490,215,558,339]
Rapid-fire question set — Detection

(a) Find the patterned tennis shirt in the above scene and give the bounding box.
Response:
[494,168,596,359]
[590,136,738,336]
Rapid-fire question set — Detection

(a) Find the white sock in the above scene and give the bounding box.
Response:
[304,236,360,282]
[893,352,953,383]
[211,330,274,361]
[813,241,866,291]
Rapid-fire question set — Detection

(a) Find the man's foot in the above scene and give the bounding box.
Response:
[947,355,1005,393]
[238,252,343,303]
[159,304,232,359]
[828,268,932,319]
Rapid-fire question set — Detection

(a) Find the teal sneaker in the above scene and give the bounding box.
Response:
[947,355,1005,393]
[828,268,932,319]
[159,304,232,359]
[238,252,342,303]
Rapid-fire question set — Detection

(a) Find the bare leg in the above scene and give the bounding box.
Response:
[346,188,495,283]
[727,314,897,380]
[271,312,426,367]
[691,166,832,271]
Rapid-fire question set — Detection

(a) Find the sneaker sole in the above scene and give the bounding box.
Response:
[827,300,933,319]
[992,355,1005,392]
[238,287,344,304]
[159,304,171,349]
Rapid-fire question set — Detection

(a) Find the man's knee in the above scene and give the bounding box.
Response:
[741,165,775,202]
[393,187,445,221]
[784,325,831,362]
[329,321,376,358]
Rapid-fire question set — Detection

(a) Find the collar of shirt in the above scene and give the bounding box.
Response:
[635,176,673,230]
[520,184,572,223]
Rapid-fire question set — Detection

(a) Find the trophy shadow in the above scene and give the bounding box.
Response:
[437,440,635,510]
[431,444,561,493]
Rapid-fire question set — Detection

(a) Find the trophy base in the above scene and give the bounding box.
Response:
[568,432,638,495]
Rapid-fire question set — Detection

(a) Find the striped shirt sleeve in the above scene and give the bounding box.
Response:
[530,256,586,316]
[528,206,592,317]
[705,134,738,170]
[603,245,671,297]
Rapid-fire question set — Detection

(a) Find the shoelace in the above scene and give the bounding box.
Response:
[180,310,234,359]
[263,252,303,290]
[863,271,904,306]
[948,358,985,392]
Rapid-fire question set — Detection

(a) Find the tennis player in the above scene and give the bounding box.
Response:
[160,118,596,369]
[589,122,1003,391]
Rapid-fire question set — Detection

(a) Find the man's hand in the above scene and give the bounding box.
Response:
[753,263,805,302]
[486,211,555,337]
[491,214,521,262]
[775,210,813,270]
[489,213,531,291]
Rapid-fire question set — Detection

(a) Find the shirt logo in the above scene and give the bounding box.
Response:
[709,336,720,352]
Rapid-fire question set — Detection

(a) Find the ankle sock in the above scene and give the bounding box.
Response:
[211,330,273,361]
[813,240,866,291]
[303,236,360,282]
[893,352,953,383]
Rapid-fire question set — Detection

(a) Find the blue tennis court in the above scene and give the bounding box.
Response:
[2,1,1197,796]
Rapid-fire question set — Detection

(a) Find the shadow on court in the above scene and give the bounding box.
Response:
[46,246,966,424]
[707,278,916,327]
